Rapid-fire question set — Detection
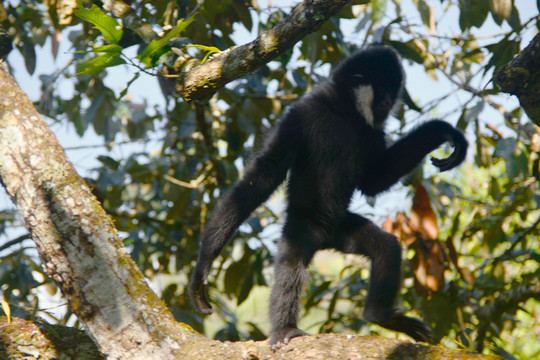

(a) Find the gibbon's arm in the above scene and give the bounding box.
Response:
[190,116,300,314]
[362,120,468,196]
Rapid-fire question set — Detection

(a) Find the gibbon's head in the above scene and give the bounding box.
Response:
[331,46,404,127]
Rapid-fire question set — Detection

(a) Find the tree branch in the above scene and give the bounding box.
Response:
[177,0,351,101]
[1,317,504,360]
[0,317,104,360]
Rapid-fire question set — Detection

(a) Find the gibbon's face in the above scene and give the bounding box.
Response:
[332,48,404,127]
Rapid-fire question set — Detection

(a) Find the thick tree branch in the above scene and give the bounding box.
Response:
[0,317,104,360]
[494,32,540,125]
[177,0,352,101]
[1,317,504,360]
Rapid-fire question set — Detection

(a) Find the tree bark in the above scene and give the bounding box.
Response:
[0,317,104,360]
[494,32,540,125]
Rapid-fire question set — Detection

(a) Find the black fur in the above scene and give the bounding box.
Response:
[189,47,468,349]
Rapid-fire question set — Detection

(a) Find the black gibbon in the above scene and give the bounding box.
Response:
[190,46,468,349]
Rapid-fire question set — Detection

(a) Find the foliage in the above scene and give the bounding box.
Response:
[0,0,539,358]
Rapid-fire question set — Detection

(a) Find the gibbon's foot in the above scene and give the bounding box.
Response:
[364,308,433,343]
[188,269,213,314]
[377,311,433,343]
[270,327,309,350]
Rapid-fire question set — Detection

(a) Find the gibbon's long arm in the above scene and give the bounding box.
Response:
[189,117,300,313]
[361,120,468,196]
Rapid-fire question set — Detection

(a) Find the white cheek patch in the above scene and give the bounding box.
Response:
[353,85,375,127]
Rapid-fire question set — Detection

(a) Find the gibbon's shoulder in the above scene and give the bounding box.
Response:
[297,80,341,113]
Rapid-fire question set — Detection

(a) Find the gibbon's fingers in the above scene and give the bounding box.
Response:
[431,133,468,171]
[431,155,456,171]
[430,146,465,171]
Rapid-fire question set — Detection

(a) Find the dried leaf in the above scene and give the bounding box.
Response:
[411,184,438,240]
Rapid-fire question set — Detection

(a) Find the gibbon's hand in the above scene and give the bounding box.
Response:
[430,127,468,172]
[189,265,213,314]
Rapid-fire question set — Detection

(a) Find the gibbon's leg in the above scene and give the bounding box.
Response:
[335,212,432,342]
[269,221,317,349]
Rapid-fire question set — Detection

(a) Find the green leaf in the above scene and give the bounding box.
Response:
[390,39,426,64]
[506,151,528,180]
[371,0,387,23]
[97,155,121,170]
[494,137,516,160]
[77,52,126,75]
[327,290,339,319]
[20,35,36,75]
[458,0,490,30]
[137,17,195,66]
[304,281,332,313]
[416,0,434,33]
[93,44,123,53]
[506,5,521,33]
[72,113,85,136]
[237,268,254,305]
[84,94,105,127]
[118,72,140,100]
[489,0,512,21]
[485,39,520,73]
[166,188,191,221]
[235,0,253,30]
[74,5,123,44]
[292,70,307,89]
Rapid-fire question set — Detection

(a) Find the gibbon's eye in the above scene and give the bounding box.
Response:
[351,74,366,88]
[352,74,365,82]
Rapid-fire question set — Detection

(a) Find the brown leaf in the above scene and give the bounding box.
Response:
[410,184,438,240]
[383,188,445,296]
[410,239,445,295]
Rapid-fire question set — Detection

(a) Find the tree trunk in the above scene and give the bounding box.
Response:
[0,63,202,359]
[494,32,540,124]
